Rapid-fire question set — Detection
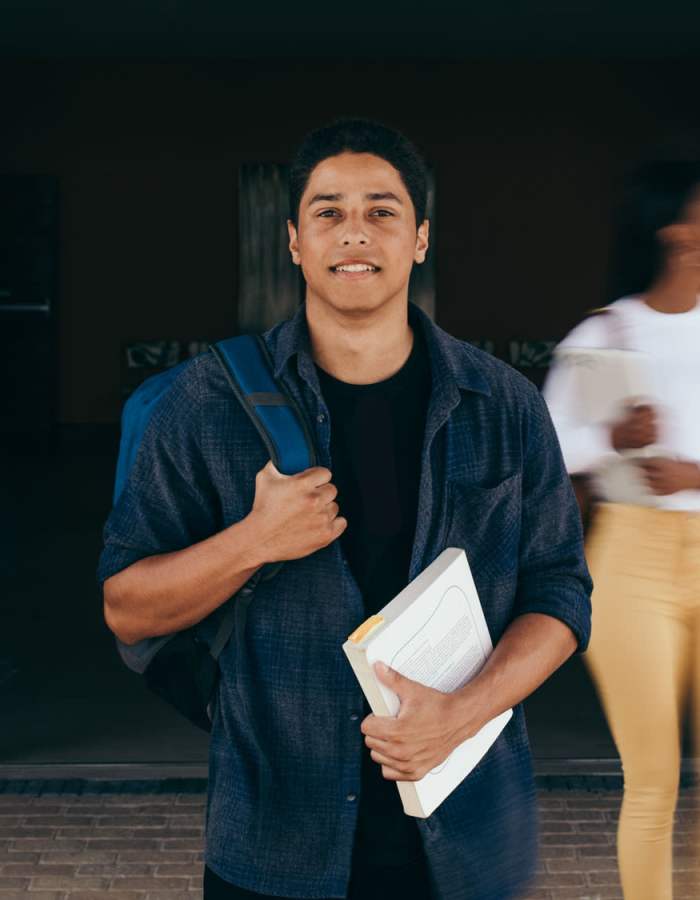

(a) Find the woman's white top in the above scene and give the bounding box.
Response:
[543,295,700,512]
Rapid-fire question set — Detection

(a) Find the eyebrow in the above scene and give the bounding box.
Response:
[307,191,404,206]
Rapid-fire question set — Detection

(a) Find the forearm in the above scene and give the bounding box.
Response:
[452,613,577,735]
[103,514,265,645]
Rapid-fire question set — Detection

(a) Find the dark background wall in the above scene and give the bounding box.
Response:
[1,59,699,424]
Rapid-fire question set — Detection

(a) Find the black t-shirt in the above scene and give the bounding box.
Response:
[315,325,432,866]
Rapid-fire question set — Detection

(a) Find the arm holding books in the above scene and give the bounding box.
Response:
[362,613,576,782]
[363,387,592,783]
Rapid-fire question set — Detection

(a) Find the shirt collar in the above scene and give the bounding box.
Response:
[264,300,491,398]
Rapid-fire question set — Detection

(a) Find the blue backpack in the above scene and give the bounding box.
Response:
[110,334,317,731]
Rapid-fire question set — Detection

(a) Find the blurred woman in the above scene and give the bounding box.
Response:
[543,162,700,900]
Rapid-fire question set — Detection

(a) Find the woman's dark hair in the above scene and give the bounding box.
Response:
[288,118,428,228]
[608,160,700,300]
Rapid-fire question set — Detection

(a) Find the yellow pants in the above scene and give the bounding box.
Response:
[585,503,700,900]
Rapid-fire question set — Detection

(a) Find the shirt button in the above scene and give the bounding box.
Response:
[317,413,325,423]
[350,713,359,722]
[346,793,357,802]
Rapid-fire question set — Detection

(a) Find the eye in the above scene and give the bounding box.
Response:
[370,209,396,217]
[318,209,340,218]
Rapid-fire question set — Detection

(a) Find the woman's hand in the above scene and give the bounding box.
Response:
[610,404,658,451]
[636,458,700,495]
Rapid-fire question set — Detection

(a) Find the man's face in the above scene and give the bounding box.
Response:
[287,152,429,316]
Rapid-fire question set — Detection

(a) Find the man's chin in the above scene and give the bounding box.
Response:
[310,291,392,318]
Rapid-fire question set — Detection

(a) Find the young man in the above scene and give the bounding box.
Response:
[99,119,592,900]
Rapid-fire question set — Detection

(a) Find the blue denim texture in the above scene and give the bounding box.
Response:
[98,302,592,900]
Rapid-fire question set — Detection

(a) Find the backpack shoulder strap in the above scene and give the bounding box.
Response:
[210,334,317,475]
[206,334,318,662]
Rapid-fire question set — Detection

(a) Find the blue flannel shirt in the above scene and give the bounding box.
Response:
[98,301,592,900]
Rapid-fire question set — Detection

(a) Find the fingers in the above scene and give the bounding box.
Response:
[378,759,431,782]
[361,713,401,741]
[298,466,333,487]
[364,734,410,760]
[379,765,409,782]
[636,459,658,473]
[331,516,348,538]
[615,405,657,449]
[636,459,668,495]
[370,749,415,775]
[318,482,338,504]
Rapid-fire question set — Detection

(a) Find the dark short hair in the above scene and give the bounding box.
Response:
[288,118,428,228]
[608,160,700,299]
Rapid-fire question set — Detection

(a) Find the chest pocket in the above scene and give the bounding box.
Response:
[445,472,523,582]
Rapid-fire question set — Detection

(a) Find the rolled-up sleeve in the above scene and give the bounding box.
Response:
[513,386,593,651]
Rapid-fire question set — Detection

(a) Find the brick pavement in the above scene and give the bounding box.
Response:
[0,787,698,899]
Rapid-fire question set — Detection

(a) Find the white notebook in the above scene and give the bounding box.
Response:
[553,346,661,505]
[553,346,656,424]
[342,547,512,818]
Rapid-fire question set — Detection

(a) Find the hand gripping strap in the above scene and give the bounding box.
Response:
[207,334,318,662]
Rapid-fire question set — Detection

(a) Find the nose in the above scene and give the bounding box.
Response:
[339,211,369,246]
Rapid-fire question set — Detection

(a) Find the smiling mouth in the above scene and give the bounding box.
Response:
[329,264,381,274]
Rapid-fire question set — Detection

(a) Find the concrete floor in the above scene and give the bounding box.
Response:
[2,425,618,769]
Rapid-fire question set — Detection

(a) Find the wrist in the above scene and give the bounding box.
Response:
[230,511,269,571]
[451,682,491,740]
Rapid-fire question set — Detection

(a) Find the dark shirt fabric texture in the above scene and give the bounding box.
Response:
[97,300,593,900]
[315,326,431,868]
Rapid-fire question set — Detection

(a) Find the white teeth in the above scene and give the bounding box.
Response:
[334,264,377,272]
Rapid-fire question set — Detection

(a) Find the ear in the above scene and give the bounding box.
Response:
[287,219,302,266]
[414,219,430,264]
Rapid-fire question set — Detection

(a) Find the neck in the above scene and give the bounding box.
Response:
[305,294,414,385]
[643,271,699,314]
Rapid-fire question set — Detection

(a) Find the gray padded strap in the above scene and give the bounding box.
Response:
[247,392,289,406]
[209,570,263,661]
